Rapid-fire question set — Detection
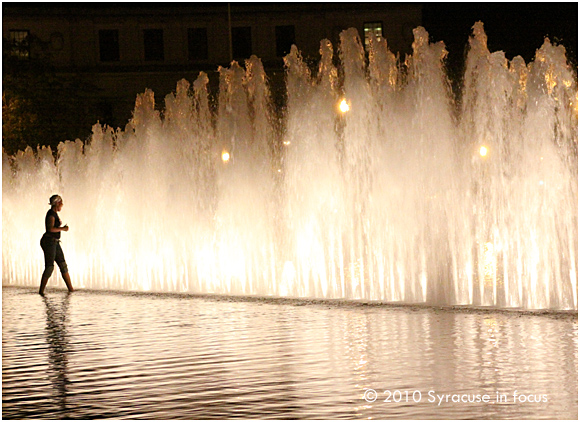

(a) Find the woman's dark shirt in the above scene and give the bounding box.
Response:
[45,209,61,239]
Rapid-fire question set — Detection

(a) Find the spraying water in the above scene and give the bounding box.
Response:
[3,24,577,309]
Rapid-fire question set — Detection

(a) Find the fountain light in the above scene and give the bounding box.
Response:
[222,150,230,163]
[483,242,496,288]
[479,146,488,157]
[545,70,557,94]
[339,99,350,113]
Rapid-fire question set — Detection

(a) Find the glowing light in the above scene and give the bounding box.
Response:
[479,146,488,157]
[339,99,350,113]
[283,141,291,146]
[483,242,496,288]
[347,258,365,298]
[222,150,230,163]
[545,69,557,94]
[484,317,498,347]
[280,261,296,296]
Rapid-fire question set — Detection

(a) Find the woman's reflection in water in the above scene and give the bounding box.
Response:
[43,294,71,418]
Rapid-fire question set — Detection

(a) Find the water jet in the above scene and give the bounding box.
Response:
[3,24,577,310]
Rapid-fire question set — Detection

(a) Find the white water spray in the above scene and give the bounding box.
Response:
[3,24,577,309]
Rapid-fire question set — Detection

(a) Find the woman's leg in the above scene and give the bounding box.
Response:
[40,237,56,295]
[39,277,50,295]
[55,243,73,292]
[62,272,74,292]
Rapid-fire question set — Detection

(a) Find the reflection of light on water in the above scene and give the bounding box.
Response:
[348,314,370,413]
[339,99,350,113]
[484,317,499,348]
[221,150,230,163]
[479,146,488,157]
[2,288,578,420]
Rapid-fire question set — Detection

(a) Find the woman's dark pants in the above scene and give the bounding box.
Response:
[40,236,68,279]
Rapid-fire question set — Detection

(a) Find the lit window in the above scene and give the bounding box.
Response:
[143,29,164,61]
[99,30,120,62]
[363,21,383,50]
[188,28,208,61]
[9,30,30,59]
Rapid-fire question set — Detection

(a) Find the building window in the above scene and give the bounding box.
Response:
[143,29,164,61]
[275,25,295,57]
[9,30,30,59]
[363,21,383,50]
[232,26,251,59]
[99,30,120,62]
[188,28,208,61]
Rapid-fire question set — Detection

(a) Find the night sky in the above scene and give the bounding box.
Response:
[421,2,578,82]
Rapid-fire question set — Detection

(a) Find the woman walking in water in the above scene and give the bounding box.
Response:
[39,195,74,295]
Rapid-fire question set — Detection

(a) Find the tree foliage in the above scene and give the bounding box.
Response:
[2,35,100,156]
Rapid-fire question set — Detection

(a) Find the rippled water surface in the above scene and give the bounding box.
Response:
[2,286,577,419]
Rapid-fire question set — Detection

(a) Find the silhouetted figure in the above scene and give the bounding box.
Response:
[39,195,74,295]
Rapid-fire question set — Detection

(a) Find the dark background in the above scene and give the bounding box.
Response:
[2,2,578,155]
[422,2,578,83]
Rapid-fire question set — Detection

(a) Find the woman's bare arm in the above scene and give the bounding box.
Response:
[47,215,69,232]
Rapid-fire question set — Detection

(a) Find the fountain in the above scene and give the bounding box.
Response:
[2,24,577,309]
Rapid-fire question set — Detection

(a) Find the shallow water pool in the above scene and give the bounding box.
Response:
[2,287,577,419]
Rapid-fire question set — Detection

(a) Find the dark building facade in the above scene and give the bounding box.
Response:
[3,3,422,130]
